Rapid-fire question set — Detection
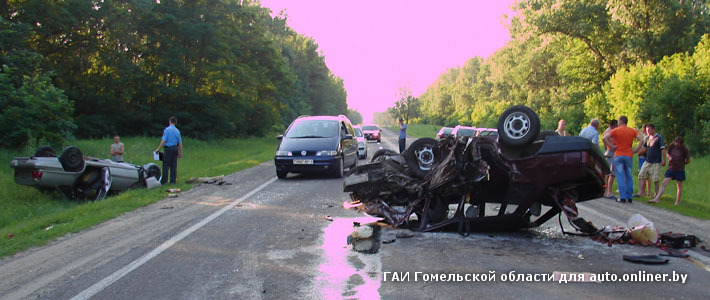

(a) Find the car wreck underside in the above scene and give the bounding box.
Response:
[344,133,609,235]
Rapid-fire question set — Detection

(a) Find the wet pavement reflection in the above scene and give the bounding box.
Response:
[316,217,383,299]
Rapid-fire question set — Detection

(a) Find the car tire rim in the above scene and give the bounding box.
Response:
[415,146,435,170]
[103,168,112,192]
[503,112,530,140]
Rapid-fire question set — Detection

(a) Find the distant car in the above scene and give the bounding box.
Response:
[353,125,368,159]
[274,115,359,178]
[361,125,382,142]
[436,127,454,140]
[10,146,161,201]
[451,125,476,138]
[476,128,498,137]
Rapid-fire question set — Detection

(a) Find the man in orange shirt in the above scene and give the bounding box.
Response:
[602,116,644,203]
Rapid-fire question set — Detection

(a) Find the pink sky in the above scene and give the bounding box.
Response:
[260,0,515,123]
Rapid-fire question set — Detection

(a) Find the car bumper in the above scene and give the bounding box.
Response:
[274,156,340,173]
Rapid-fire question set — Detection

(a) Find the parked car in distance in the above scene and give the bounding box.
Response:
[10,146,161,201]
[361,125,382,142]
[274,115,359,179]
[476,128,498,137]
[436,127,454,140]
[451,125,476,138]
[353,125,368,159]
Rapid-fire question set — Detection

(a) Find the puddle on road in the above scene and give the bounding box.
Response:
[315,217,383,299]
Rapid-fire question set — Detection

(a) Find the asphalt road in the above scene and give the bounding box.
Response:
[1,129,709,299]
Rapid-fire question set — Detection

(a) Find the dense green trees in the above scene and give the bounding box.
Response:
[0,0,348,148]
[413,0,710,153]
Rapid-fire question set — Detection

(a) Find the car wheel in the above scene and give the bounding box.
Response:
[405,138,439,178]
[34,146,56,157]
[146,164,161,181]
[334,157,345,178]
[377,138,381,143]
[497,105,540,147]
[59,146,85,172]
[371,149,398,162]
[74,167,111,201]
[276,170,288,179]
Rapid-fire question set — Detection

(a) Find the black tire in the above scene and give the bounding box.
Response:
[405,138,439,178]
[377,138,381,143]
[34,146,56,157]
[333,157,345,178]
[371,149,398,162]
[276,170,288,179]
[497,105,540,147]
[59,146,84,172]
[73,167,111,201]
[147,164,161,181]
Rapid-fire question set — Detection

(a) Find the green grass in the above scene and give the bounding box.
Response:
[387,124,443,138]
[0,137,278,257]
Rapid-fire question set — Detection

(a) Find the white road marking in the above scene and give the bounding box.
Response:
[70,177,278,300]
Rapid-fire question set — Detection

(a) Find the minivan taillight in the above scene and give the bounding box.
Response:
[32,171,43,180]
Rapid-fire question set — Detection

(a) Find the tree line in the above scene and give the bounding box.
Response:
[0,0,352,149]
[406,0,710,154]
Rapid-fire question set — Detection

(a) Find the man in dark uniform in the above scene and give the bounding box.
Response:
[154,116,183,184]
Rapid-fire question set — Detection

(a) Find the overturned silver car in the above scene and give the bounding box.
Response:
[344,105,609,234]
[10,146,161,201]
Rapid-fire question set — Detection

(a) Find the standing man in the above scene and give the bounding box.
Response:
[154,116,183,185]
[637,124,665,198]
[602,120,618,199]
[650,136,690,205]
[579,118,600,145]
[110,135,124,162]
[603,116,643,203]
[398,118,407,154]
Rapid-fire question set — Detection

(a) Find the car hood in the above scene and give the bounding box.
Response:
[278,137,339,151]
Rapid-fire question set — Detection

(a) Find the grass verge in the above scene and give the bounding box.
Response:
[0,137,278,257]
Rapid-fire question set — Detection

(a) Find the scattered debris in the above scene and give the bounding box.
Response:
[623,255,669,265]
[577,254,584,260]
[395,232,414,239]
[382,239,396,244]
[167,193,179,198]
[659,232,698,249]
[325,216,334,221]
[659,249,689,258]
[6,233,14,239]
[628,214,658,246]
[701,244,710,252]
[145,177,161,190]
[350,225,374,239]
[161,206,174,209]
[167,188,181,193]
[186,175,225,184]
[44,225,53,231]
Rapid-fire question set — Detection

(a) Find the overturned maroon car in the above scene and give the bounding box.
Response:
[343,105,609,234]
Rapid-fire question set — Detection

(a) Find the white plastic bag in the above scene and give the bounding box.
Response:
[627,214,658,245]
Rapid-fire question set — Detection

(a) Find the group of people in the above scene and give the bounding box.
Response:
[563,116,691,205]
[110,117,183,186]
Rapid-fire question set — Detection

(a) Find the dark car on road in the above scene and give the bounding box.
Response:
[344,105,609,234]
[275,115,359,178]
